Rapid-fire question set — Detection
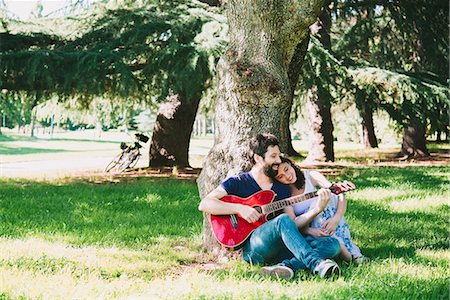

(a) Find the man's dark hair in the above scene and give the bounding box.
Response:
[249,133,279,164]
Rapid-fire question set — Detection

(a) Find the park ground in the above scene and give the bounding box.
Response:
[2,128,448,179]
[0,129,449,299]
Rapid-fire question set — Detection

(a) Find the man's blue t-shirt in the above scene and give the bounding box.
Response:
[220,172,291,218]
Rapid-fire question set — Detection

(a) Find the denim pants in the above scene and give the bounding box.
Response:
[242,214,341,272]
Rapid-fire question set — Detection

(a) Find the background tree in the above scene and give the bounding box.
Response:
[303,1,335,162]
[148,5,226,167]
[355,88,378,148]
[332,0,449,156]
[0,0,226,166]
[349,67,449,158]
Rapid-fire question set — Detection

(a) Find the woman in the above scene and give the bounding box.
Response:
[269,157,368,264]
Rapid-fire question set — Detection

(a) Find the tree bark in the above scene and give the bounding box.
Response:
[435,130,441,142]
[361,102,378,148]
[198,0,221,6]
[149,94,200,167]
[285,37,310,157]
[306,1,335,162]
[197,0,324,252]
[305,85,335,161]
[30,111,36,138]
[400,121,430,158]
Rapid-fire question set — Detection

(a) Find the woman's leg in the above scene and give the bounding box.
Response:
[339,243,353,261]
[333,216,363,258]
[310,196,363,259]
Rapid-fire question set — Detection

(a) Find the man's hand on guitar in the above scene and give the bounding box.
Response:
[238,204,261,223]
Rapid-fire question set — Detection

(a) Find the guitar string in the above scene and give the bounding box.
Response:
[262,191,318,214]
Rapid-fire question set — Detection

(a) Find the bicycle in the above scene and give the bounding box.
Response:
[105,133,150,173]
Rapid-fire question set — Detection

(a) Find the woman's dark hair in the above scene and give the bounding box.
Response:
[269,157,305,189]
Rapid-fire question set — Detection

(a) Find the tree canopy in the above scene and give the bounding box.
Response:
[1,0,226,107]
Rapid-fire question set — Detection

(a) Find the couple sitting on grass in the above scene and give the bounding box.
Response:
[198,133,368,280]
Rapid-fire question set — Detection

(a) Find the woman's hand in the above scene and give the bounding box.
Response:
[306,227,331,238]
[321,216,339,235]
[330,181,356,194]
[313,188,331,213]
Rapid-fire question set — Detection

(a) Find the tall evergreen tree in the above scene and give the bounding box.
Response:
[304,0,335,162]
[333,0,449,155]
[0,0,226,165]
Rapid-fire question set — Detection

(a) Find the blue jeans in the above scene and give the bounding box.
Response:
[242,214,341,272]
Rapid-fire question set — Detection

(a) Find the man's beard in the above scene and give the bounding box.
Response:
[263,163,277,178]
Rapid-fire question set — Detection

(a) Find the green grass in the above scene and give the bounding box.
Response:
[0,167,449,299]
[0,134,37,142]
[0,145,71,155]
[0,178,202,247]
[0,131,121,165]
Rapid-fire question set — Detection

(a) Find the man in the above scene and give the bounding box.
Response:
[198,133,341,279]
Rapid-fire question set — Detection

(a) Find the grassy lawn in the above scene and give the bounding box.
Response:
[0,165,448,299]
[0,131,121,163]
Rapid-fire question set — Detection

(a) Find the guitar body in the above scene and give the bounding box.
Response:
[209,190,276,249]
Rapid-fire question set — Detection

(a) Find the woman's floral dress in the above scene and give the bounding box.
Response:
[294,170,362,258]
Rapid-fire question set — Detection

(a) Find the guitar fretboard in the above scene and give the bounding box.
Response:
[262,191,318,214]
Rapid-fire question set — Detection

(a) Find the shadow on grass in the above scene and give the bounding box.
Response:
[340,167,449,260]
[0,135,38,142]
[48,138,121,144]
[0,167,447,258]
[0,145,72,155]
[348,166,448,191]
[0,178,202,248]
[0,134,121,145]
[349,200,448,259]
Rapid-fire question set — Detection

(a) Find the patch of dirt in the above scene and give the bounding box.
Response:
[300,151,449,168]
[82,167,202,184]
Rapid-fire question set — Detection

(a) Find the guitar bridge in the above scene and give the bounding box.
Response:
[230,215,238,229]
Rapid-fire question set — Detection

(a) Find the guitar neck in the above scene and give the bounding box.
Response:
[262,191,318,215]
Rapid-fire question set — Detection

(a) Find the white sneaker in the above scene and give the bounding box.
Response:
[260,264,294,280]
[313,259,340,278]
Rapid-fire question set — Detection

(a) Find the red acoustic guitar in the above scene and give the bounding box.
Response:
[210,183,354,250]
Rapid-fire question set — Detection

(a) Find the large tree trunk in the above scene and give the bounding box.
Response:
[30,111,36,138]
[400,121,430,158]
[306,1,334,162]
[305,85,334,161]
[198,0,221,6]
[285,37,311,157]
[355,88,378,149]
[360,102,378,148]
[197,0,324,252]
[435,129,442,142]
[149,93,200,167]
